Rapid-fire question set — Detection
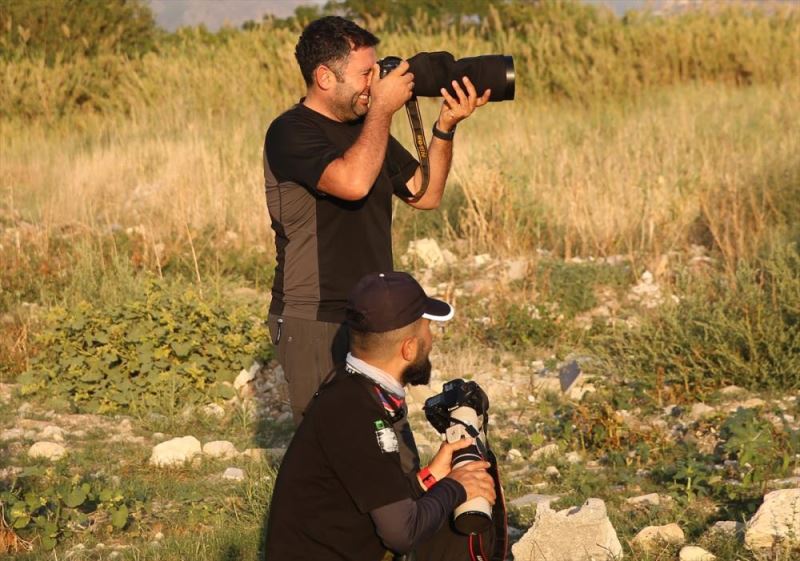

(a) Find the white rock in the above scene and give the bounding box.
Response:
[149,436,201,467]
[680,546,716,561]
[507,448,523,461]
[39,425,65,442]
[626,493,671,507]
[509,493,561,508]
[632,523,685,551]
[689,403,716,422]
[504,259,529,282]
[1,428,25,441]
[709,520,744,536]
[545,466,560,478]
[511,498,622,561]
[203,440,238,459]
[234,368,256,391]
[745,488,800,552]
[406,238,446,269]
[530,444,560,463]
[28,441,67,460]
[565,451,582,464]
[118,419,133,433]
[222,467,245,481]
[240,448,269,462]
[201,403,226,418]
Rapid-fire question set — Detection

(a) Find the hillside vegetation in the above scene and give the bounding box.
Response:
[1,1,800,559]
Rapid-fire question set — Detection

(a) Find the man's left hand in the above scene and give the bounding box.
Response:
[437,76,491,133]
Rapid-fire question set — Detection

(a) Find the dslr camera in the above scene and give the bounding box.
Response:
[424,378,494,534]
[378,51,515,102]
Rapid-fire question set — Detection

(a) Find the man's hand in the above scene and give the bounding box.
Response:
[426,438,474,481]
[369,60,414,116]
[437,76,491,133]
[446,460,496,505]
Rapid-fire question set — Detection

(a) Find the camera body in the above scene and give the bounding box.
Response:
[424,378,493,535]
[378,51,515,102]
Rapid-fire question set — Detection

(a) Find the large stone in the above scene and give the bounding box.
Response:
[38,425,65,442]
[511,498,622,561]
[149,436,201,467]
[688,403,716,422]
[222,467,245,481]
[203,440,238,459]
[28,441,67,460]
[559,361,582,393]
[530,444,560,463]
[509,493,561,508]
[680,546,716,561]
[745,488,800,552]
[632,523,685,551]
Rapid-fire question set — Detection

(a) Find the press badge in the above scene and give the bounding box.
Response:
[374,420,398,453]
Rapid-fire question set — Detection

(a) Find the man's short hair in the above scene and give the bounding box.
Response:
[295,16,379,85]
[350,319,423,360]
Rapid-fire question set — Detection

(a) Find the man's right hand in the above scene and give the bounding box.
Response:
[369,60,414,115]
[446,461,496,505]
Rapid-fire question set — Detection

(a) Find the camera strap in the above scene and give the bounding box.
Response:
[403,97,430,203]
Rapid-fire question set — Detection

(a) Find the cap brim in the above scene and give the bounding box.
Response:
[421,297,454,322]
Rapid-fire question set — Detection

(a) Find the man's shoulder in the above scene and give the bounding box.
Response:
[306,372,380,422]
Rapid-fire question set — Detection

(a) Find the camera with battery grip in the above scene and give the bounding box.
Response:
[424,378,501,536]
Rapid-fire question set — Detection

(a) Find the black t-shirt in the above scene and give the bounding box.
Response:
[264,102,419,323]
[263,371,414,561]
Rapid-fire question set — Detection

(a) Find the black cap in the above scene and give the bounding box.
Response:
[346,272,454,333]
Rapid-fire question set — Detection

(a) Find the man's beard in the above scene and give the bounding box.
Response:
[402,352,432,386]
[331,85,368,121]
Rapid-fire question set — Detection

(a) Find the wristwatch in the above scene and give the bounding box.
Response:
[432,123,456,141]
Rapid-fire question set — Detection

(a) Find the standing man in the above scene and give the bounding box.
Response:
[264,16,490,423]
[262,272,497,561]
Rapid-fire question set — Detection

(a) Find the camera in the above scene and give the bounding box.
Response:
[378,51,515,102]
[424,378,493,534]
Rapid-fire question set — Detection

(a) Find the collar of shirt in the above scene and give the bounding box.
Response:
[345,352,405,399]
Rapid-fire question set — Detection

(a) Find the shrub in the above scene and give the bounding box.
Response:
[17,278,271,415]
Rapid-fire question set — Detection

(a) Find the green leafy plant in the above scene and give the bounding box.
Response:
[17,278,271,415]
[1,469,138,550]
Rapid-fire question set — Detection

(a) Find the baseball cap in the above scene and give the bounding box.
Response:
[346,272,454,333]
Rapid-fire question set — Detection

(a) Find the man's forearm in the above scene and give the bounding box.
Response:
[319,109,392,199]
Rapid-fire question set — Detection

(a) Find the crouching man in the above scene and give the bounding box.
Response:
[262,271,496,560]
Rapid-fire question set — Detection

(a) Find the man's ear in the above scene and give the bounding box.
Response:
[400,336,418,363]
[314,65,335,91]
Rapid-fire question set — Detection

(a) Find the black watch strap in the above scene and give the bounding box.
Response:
[432,123,455,141]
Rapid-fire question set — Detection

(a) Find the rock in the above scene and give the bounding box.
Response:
[153,432,166,441]
[558,361,582,393]
[545,466,560,478]
[222,467,245,481]
[118,418,133,433]
[1,428,25,441]
[565,451,582,464]
[626,493,672,507]
[38,425,65,442]
[504,259,529,282]
[511,498,623,561]
[509,493,561,508]
[201,403,226,418]
[240,448,269,462]
[719,385,746,397]
[149,436,201,467]
[28,441,67,460]
[531,375,562,394]
[530,444,559,463]
[202,440,238,459]
[680,546,716,561]
[632,523,685,551]
[507,448,523,462]
[17,402,32,416]
[688,403,716,422]
[744,488,800,552]
[708,520,744,537]
[406,238,448,269]
[234,367,256,391]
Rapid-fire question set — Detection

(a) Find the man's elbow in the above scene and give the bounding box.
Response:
[378,533,414,555]
[318,179,371,201]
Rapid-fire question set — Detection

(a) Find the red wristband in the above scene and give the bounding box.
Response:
[419,467,437,490]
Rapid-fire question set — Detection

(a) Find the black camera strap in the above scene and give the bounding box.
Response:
[403,97,430,203]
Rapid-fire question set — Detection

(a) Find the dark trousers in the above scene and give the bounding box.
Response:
[267,314,349,425]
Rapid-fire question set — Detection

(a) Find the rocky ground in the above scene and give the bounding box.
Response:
[2,240,799,560]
